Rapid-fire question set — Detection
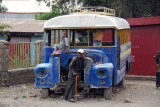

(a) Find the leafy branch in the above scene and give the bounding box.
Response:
[0,24,12,39]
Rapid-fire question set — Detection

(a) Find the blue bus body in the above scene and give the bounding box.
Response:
[34,13,131,99]
[35,43,131,88]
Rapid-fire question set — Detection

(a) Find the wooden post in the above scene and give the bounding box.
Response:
[44,31,46,46]
[58,30,60,43]
[69,30,71,43]
[54,30,56,44]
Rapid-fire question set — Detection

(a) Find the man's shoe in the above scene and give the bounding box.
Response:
[53,50,57,54]
[61,96,68,101]
[64,98,68,101]
[68,98,75,102]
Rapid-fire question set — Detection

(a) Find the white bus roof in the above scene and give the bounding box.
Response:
[44,14,130,30]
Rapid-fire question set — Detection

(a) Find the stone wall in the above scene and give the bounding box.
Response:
[0,40,35,87]
[0,40,9,72]
[6,67,35,86]
[0,67,35,87]
[0,40,9,87]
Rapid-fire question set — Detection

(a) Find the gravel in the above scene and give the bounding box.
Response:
[0,80,160,107]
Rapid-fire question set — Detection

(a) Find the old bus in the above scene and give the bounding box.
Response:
[34,7,131,100]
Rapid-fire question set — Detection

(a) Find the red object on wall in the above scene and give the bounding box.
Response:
[126,16,160,76]
[103,29,112,41]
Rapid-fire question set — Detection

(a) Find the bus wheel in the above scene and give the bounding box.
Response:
[104,87,112,100]
[41,88,49,99]
[126,61,129,72]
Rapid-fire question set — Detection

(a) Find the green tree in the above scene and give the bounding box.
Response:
[0,24,11,39]
[36,0,84,20]
[35,9,60,20]
[37,0,70,14]
[0,0,8,12]
[37,0,160,19]
[151,0,160,16]
[36,0,72,20]
[82,0,110,7]
[82,0,160,18]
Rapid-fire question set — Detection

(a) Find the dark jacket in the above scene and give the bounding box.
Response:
[68,56,86,79]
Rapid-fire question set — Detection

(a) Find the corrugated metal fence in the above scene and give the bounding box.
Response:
[8,42,43,69]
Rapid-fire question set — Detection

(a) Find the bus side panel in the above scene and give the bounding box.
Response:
[52,57,60,84]
[84,57,93,84]
[118,42,131,83]
[60,53,78,75]
[44,47,53,63]
[102,47,118,85]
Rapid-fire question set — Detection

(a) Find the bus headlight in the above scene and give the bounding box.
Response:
[97,69,107,77]
[38,69,47,78]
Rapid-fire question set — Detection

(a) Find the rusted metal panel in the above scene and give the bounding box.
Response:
[8,42,42,69]
[9,43,30,69]
[0,19,47,33]
[127,25,160,76]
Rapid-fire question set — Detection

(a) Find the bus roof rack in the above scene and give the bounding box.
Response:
[69,6,115,16]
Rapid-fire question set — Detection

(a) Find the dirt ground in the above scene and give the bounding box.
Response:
[0,80,160,107]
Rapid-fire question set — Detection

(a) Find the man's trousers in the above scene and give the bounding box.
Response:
[156,72,160,88]
[64,78,76,99]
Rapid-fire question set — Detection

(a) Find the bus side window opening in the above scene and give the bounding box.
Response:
[73,29,93,46]
[69,29,117,47]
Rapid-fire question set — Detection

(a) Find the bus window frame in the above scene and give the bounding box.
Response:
[118,29,130,46]
[43,28,128,48]
[71,28,117,47]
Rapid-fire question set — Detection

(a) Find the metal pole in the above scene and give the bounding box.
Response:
[75,75,78,100]
[87,30,89,46]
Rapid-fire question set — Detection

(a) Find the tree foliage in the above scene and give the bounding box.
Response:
[0,24,11,39]
[36,0,160,19]
[82,0,160,18]
[36,0,83,20]
[35,10,60,20]
[0,0,8,12]
[36,0,72,20]
[37,0,71,15]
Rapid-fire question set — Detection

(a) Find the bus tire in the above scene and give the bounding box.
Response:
[41,88,49,99]
[126,61,129,72]
[104,87,112,100]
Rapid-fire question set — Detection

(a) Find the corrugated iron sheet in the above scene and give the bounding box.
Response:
[0,19,47,33]
[126,16,160,26]
[126,16,160,76]
[10,37,30,42]
[127,25,160,76]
